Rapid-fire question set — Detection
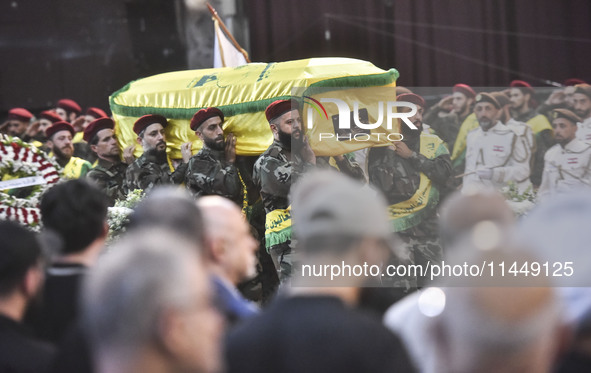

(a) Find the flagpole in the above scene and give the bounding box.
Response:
[207,3,251,63]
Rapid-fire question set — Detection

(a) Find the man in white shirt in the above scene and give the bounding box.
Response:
[462,93,531,194]
[538,108,591,200]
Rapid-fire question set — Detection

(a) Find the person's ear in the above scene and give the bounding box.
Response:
[136,136,142,145]
[90,144,98,153]
[195,130,204,141]
[22,265,43,299]
[269,123,278,135]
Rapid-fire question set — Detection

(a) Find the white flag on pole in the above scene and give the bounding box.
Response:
[213,19,247,68]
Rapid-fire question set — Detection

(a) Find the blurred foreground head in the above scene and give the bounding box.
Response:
[439,190,515,251]
[128,186,205,248]
[291,170,399,287]
[518,190,591,325]
[432,247,562,373]
[82,230,223,373]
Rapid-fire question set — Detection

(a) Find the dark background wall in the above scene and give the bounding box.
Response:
[0,0,187,115]
[247,0,591,87]
[1,0,590,116]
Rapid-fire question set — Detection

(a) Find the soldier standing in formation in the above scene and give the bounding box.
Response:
[185,107,243,205]
[538,109,591,199]
[84,117,129,206]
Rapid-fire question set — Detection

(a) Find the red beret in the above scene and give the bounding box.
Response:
[83,117,115,142]
[57,99,82,114]
[563,78,586,87]
[453,84,476,99]
[574,84,591,100]
[190,107,224,131]
[40,110,63,123]
[85,107,108,119]
[475,93,501,109]
[552,109,582,124]
[510,80,534,95]
[46,121,75,139]
[7,108,34,122]
[133,114,168,135]
[265,99,300,122]
[396,93,425,108]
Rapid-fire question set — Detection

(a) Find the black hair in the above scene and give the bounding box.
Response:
[40,179,109,255]
[0,221,42,296]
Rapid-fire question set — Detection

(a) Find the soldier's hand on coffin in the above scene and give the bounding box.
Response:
[299,135,316,165]
[393,141,414,159]
[181,142,193,163]
[225,133,236,163]
[123,144,136,164]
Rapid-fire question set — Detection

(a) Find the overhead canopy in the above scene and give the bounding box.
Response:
[109,57,399,158]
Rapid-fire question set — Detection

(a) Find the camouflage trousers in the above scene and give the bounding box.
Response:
[269,241,293,285]
[384,235,443,290]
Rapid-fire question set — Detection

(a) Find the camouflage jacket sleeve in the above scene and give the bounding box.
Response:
[170,162,188,185]
[125,161,166,191]
[408,151,452,186]
[185,156,241,199]
[87,165,128,204]
[334,156,366,182]
[258,156,292,200]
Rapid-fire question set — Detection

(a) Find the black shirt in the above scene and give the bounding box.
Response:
[0,314,55,373]
[226,295,416,373]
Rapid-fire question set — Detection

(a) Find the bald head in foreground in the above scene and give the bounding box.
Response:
[197,196,259,325]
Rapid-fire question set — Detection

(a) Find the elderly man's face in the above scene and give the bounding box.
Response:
[475,102,499,131]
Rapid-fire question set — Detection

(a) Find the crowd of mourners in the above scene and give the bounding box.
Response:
[1,78,591,372]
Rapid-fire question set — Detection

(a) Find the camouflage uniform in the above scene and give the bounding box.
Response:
[253,140,313,282]
[368,134,452,287]
[86,158,128,206]
[316,155,366,182]
[185,146,243,205]
[125,151,187,193]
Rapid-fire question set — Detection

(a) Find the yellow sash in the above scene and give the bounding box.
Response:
[388,134,445,232]
[264,206,292,250]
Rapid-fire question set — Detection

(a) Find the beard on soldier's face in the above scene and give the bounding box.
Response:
[204,135,225,151]
[278,128,292,150]
[402,121,421,142]
[53,145,73,160]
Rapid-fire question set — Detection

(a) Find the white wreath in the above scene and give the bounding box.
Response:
[0,134,60,228]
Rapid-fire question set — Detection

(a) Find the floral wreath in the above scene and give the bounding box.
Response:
[0,135,60,228]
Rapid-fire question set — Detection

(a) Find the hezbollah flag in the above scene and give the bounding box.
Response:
[109,57,400,159]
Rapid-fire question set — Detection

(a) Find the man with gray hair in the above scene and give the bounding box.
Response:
[82,230,223,373]
[226,170,415,373]
[384,190,518,372]
[197,196,259,326]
